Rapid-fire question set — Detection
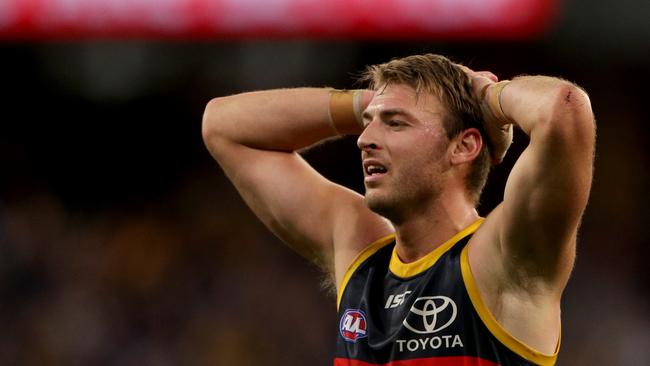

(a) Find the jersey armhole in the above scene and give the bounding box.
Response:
[460,245,560,366]
[336,233,395,311]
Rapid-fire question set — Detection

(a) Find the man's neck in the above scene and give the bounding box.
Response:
[392,190,479,263]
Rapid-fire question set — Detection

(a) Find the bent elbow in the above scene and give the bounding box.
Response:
[201,97,225,144]
[201,97,234,157]
[543,84,596,146]
[555,84,594,128]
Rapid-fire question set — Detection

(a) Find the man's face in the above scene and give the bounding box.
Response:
[358,83,452,222]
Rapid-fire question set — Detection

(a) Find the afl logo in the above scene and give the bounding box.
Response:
[339,309,368,342]
[403,296,457,334]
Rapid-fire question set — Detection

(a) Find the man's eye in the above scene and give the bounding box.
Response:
[388,120,403,127]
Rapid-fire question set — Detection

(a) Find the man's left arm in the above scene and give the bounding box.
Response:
[488,76,595,289]
[464,72,595,355]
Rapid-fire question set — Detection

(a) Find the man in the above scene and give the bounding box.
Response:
[202,54,595,365]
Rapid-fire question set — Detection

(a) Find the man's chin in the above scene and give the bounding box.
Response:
[363,193,394,219]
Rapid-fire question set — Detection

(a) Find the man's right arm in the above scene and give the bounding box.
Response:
[201,88,393,286]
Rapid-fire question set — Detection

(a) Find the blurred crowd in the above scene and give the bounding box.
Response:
[0,169,337,365]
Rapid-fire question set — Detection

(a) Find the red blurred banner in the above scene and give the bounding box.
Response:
[0,0,559,40]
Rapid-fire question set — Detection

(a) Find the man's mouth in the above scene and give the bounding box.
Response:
[363,160,388,184]
[365,164,387,176]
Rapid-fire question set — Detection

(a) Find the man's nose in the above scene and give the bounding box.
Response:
[357,122,380,151]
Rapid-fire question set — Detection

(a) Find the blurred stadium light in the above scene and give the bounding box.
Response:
[0,0,557,40]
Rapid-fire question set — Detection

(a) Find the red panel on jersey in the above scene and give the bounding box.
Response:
[334,356,500,366]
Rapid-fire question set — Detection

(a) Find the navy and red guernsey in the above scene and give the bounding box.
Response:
[335,219,559,366]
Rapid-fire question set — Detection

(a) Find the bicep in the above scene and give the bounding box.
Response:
[497,97,595,286]
[212,138,391,274]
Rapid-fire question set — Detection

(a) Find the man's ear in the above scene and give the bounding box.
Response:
[450,128,483,165]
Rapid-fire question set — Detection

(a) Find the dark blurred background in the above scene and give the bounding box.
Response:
[0,0,648,365]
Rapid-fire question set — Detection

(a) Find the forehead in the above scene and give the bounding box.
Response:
[366,83,444,117]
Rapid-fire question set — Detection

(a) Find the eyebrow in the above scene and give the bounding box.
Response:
[362,108,414,124]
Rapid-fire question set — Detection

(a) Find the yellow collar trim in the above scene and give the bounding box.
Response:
[389,218,484,279]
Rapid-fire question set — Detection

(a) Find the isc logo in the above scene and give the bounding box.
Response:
[339,309,368,342]
[385,290,412,309]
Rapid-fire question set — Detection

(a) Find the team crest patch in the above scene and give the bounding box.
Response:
[339,309,368,342]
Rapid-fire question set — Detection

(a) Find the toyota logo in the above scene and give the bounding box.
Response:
[402,296,457,334]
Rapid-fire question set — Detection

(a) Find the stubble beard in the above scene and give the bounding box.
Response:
[364,176,443,225]
[364,189,401,223]
[363,140,449,225]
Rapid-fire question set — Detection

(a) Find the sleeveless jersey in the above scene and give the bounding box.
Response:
[335,219,558,366]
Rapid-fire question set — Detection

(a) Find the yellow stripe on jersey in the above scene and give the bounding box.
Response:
[388,218,484,279]
[460,245,560,366]
[337,234,396,310]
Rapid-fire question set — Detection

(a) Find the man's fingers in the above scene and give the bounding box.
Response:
[455,64,498,81]
[455,63,473,73]
[455,63,511,163]
[476,71,498,82]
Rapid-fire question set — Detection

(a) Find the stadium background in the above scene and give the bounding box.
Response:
[0,0,648,364]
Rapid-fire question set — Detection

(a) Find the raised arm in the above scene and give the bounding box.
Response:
[486,76,595,288]
[202,88,392,285]
[463,70,595,355]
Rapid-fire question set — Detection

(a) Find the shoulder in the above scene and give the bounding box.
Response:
[335,231,395,310]
[465,207,563,356]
